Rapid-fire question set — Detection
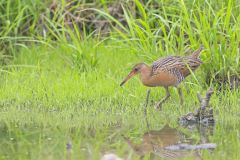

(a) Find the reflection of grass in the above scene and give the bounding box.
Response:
[0,44,240,159]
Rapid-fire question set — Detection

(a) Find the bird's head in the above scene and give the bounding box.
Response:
[120,63,146,86]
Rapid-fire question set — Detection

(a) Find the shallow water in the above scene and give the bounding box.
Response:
[0,119,218,160]
[1,99,240,160]
[123,124,215,160]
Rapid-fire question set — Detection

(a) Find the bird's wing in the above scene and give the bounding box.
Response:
[151,56,185,85]
[152,56,201,77]
[152,56,184,73]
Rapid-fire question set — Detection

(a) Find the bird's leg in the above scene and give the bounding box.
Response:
[144,89,151,129]
[144,89,151,114]
[178,88,183,105]
[155,87,170,110]
[177,87,183,105]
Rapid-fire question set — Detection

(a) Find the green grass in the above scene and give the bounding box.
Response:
[0,0,240,159]
[0,43,240,159]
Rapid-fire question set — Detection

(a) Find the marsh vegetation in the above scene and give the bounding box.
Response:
[0,0,240,159]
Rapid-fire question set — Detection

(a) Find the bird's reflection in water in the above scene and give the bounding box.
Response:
[124,124,215,160]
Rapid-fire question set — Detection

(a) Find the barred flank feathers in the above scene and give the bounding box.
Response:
[151,46,203,83]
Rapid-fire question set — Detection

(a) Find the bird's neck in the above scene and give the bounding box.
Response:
[139,65,152,86]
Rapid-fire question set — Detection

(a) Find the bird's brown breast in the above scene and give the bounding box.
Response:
[140,70,178,87]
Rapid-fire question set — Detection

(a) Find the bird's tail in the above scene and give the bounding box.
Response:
[191,46,203,59]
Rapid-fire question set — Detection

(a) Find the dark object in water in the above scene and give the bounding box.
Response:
[165,143,216,150]
[179,88,214,126]
[66,141,72,160]
[124,124,216,160]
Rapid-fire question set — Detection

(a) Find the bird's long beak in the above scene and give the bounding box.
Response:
[120,70,136,86]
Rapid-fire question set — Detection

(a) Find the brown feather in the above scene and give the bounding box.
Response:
[151,48,203,84]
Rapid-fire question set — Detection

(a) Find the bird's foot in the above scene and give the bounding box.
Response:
[155,102,163,111]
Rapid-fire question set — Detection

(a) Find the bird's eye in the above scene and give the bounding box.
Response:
[134,68,138,71]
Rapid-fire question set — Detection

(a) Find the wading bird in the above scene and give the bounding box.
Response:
[120,47,203,109]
